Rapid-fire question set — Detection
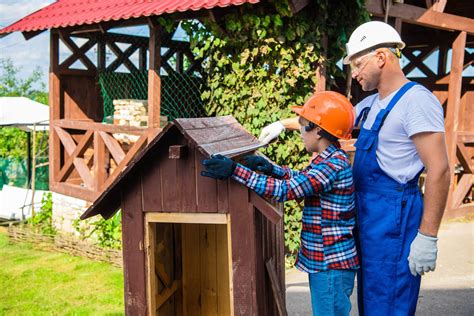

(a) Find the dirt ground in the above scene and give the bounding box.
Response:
[285,219,474,315]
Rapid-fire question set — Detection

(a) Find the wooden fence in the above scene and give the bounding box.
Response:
[7,225,122,267]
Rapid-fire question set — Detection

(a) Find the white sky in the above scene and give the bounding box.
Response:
[0,1,54,88]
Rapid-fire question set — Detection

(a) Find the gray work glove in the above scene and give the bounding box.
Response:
[258,121,285,144]
[408,231,438,276]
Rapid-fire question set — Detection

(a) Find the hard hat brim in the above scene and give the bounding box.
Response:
[291,106,304,115]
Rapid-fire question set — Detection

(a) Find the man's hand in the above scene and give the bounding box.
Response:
[408,232,438,276]
[258,121,285,144]
[241,155,273,175]
[201,154,236,180]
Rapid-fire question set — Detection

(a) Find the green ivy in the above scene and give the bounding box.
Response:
[73,211,122,250]
[29,192,56,235]
[178,0,368,266]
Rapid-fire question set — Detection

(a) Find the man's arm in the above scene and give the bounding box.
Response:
[280,117,300,130]
[258,117,299,143]
[412,132,450,236]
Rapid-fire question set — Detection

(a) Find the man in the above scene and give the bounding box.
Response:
[259,21,450,315]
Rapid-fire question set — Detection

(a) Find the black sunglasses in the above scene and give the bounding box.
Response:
[301,121,317,132]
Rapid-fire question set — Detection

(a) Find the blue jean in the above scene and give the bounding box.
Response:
[308,269,356,316]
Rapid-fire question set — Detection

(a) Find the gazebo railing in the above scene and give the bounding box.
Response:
[49,119,152,201]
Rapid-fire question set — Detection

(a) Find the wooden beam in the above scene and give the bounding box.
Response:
[58,30,96,70]
[451,174,473,208]
[250,191,282,225]
[102,134,148,189]
[431,0,447,12]
[105,40,139,72]
[54,126,94,189]
[366,0,474,34]
[145,221,157,315]
[22,30,45,41]
[445,31,467,211]
[94,131,106,192]
[49,31,61,184]
[55,119,147,134]
[456,142,473,174]
[99,131,125,164]
[59,37,97,70]
[394,17,403,34]
[57,130,94,182]
[265,257,288,316]
[155,280,180,309]
[148,20,162,128]
[49,182,98,202]
[145,212,227,224]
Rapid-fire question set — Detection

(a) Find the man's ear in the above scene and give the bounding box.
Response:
[376,51,387,67]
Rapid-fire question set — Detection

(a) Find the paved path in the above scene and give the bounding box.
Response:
[285,221,474,315]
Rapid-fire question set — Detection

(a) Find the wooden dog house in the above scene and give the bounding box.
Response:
[81,116,286,315]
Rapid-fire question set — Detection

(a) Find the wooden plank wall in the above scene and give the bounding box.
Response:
[121,174,147,314]
[141,131,229,214]
[254,208,285,316]
[62,74,102,121]
[181,223,231,315]
[228,181,257,315]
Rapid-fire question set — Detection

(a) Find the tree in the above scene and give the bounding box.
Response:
[0,58,48,104]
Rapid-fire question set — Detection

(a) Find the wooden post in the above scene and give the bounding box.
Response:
[445,31,466,212]
[30,124,37,219]
[49,30,61,185]
[97,34,106,72]
[148,20,162,130]
[93,131,106,192]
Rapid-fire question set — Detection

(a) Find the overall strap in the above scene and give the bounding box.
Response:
[355,107,370,128]
[371,81,417,132]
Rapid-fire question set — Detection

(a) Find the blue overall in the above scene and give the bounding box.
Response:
[353,82,423,316]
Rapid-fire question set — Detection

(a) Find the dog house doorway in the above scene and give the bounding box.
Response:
[145,212,232,315]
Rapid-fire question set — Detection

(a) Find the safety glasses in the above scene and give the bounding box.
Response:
[350,51,377,74]
[299,121,317,135]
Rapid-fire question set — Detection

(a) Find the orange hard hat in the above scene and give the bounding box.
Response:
[291,91,354,140]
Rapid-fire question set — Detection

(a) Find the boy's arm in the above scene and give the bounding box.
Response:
[271,164,300,180]
[232,162,337,202]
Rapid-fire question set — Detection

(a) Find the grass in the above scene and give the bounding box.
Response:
[0,228,124,315]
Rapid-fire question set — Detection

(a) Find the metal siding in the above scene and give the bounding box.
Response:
[0,0,259,34]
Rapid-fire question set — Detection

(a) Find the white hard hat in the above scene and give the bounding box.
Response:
[343,21,405,65]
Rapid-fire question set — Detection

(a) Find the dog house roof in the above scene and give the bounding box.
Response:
[81,115,264,220]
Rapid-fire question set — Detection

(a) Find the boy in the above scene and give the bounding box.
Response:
[201,91,359,316]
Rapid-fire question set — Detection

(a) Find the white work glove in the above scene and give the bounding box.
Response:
[258,121,286,144]
[408,231,438,277]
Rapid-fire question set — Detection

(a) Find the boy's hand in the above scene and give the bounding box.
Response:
[201,154,236,180]
[241,155,273,175]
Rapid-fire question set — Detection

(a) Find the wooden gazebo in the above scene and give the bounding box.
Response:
[0,0,263,203]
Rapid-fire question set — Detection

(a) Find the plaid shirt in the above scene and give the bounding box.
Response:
[232,143,359,273]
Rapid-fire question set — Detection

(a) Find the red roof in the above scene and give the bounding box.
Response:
[0,0,259,35]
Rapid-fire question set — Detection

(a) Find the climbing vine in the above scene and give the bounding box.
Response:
[178,0,368,266]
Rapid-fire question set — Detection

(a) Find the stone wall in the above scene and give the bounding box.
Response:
[51,192,89,235]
